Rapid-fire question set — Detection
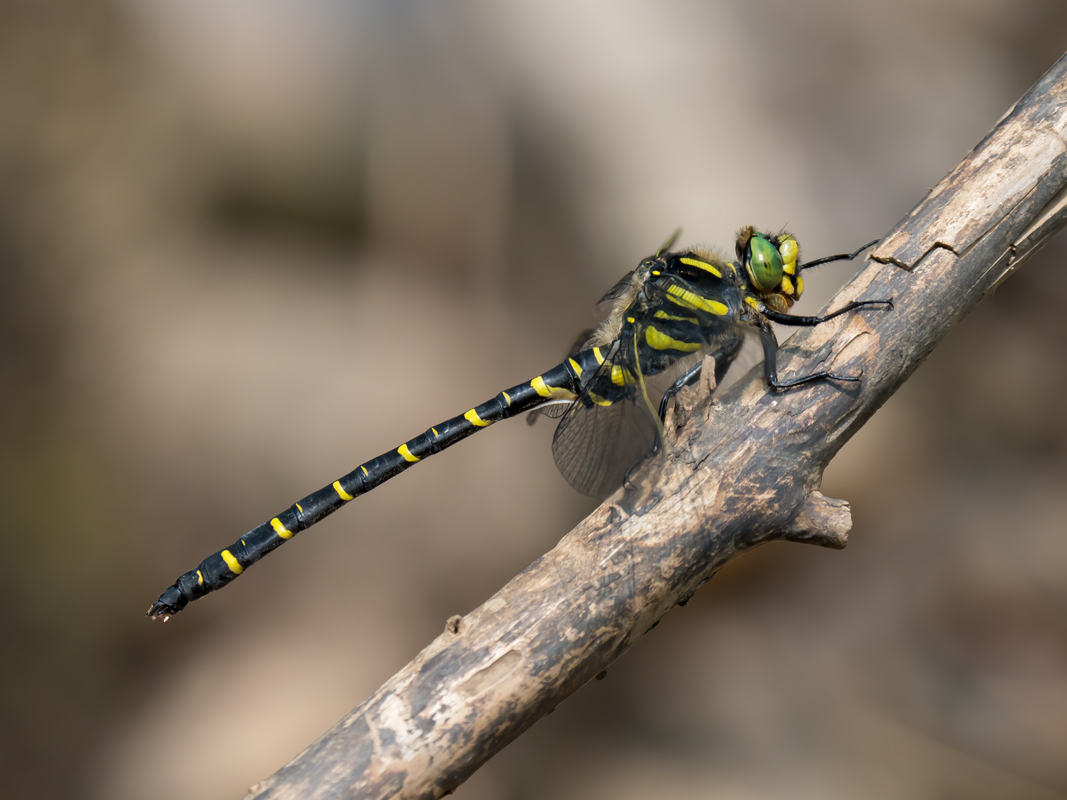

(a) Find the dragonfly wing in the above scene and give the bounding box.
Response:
[593,270,636,319]
[526,399,574,426]
[551,336,661,499]
[551,386,658,500]
[552,272,760,498]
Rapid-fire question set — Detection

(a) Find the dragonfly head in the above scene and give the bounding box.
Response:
[736,226,803,312]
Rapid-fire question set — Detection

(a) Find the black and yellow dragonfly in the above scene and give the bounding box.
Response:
[147,227,890,619]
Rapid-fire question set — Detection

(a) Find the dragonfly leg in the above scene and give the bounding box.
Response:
[658,363,704,422]
[758,294,892,388]
[797,238,879,269]
[623,450,652,491]
[761,298,893,327]
[625,368,703,491]
[759,325,860,389]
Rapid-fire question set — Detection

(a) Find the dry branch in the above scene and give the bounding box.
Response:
[245,53,1067,800]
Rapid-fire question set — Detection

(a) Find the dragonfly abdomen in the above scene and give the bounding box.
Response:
[146,348,606,619]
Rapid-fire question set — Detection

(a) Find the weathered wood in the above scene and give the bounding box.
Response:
[245,53,1067,800]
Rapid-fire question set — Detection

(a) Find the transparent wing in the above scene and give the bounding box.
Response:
[593,269,636,319]
[591,228,677,317]
[550,342,661,499]
[551,309,712,498]
[711,329,763,393]
[526,399,573,426]
[551,273,761,498]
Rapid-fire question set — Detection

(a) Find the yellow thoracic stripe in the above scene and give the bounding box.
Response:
[221,550,244,575]
[333,481,354,501]
[271,517,293,539]
[745,296,763,311]
[781,275,794,295]
[679,256,722,278]
[592,347,605,365]
[464,408,491,427]
[645,325,702,352]
[398,443,420,462]
[568,357,582,377]
[666,284,729,316]
[654,309,697,322]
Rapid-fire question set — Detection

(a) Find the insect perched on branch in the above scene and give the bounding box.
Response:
[147,227,891,620]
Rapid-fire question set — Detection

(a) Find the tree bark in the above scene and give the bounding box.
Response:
[245,53,1067,800]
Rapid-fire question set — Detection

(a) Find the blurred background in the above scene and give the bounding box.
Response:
[1,1,1065,798]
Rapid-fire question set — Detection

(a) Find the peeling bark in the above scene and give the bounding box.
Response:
[245,52,1067,800]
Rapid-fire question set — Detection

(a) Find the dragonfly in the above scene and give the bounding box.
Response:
[147,226,891,620]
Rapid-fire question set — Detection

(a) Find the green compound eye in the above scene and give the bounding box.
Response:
[746,234,784,292]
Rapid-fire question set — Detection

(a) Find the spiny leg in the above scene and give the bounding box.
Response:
[655,332,745,422]
[624,362,704,489]
[657,362,704,422]
[798,238,879,269]
[759,324,860,389]
[759,293,892,388]
[761,298,893,328]
[621,369,699,490]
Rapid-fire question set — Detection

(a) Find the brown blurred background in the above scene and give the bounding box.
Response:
[2,2,1066,799]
